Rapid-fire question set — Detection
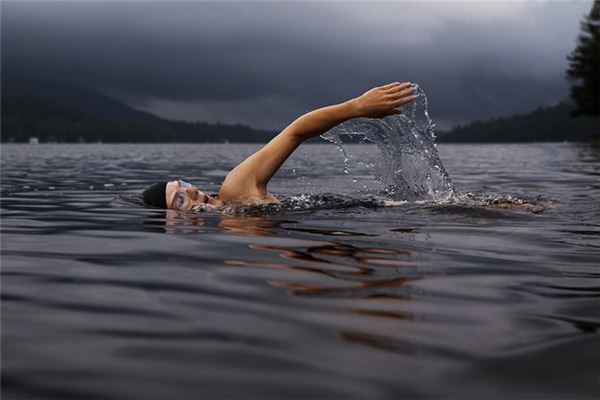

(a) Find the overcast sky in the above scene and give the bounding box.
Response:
[1,0,594,130]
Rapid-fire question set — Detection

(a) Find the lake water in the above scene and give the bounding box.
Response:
[1,142,599,399]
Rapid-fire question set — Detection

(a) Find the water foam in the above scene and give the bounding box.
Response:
[321,84,455,201]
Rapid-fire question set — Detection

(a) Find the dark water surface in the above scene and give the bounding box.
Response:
[1,143,599,399]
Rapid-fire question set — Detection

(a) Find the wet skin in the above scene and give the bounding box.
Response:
[164,82,417,210]
[166,180,223,211]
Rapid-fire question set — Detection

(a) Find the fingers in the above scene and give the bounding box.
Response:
[380,81,413,91]
[379,81,401,90]
[388,86,417,100]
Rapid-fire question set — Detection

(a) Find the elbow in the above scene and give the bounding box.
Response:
[282,125,308,144]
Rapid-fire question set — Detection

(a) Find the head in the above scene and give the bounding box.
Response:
[142,180,221,210]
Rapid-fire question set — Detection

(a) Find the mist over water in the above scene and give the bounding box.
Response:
[321,85,455,201]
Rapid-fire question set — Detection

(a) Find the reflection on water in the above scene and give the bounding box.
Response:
[234,240,422,296]
[2,143,599,399]
[164,209,207,234]
[218,215,302,237]
[163,210,296,236]
[164,209,432,356]
[223,222,429,357]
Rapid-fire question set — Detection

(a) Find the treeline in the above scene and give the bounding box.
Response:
[4,94,598,144]
[438,101,599,143]
[1,95,276,143]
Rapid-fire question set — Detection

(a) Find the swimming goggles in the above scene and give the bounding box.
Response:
[178,179,193,189]
[171,179,194,210]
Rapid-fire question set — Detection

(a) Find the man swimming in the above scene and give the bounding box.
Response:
[142,82,417,210]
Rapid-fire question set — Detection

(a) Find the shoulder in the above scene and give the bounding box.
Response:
[218,181,279,205]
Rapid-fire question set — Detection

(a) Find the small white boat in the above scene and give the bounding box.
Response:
[28,137,39,144]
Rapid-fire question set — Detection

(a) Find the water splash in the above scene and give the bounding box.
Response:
[116,192,548,215]
[321,84,455,201]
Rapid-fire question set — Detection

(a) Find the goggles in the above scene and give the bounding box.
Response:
[172,180,194,210]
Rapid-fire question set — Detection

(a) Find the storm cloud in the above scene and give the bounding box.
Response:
[1,0,593,130]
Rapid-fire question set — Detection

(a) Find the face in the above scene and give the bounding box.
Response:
[166,180,221,211]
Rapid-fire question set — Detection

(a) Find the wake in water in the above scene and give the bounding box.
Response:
[115,192,549,216]
[115,84,548,214]
[321,84,455,201]
[211,194,548,216]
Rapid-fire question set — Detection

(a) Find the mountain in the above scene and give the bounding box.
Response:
[6,74,596,144]
[2,73,165,125]
[1,74,276,143]
[438,101,599,143]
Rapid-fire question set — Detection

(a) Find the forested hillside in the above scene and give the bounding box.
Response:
[438,101,598,143]
[1,95,275,143]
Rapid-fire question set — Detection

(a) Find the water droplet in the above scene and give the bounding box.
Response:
[320,85,454,201]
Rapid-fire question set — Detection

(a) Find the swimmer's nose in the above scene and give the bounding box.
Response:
[186,187,200,200]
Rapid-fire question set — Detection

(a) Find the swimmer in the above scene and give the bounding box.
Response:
[142,82,417,210]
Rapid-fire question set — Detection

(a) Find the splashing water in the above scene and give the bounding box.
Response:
[114,84,553,214]
[321,84,455,201]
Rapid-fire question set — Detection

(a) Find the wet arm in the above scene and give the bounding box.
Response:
[219,82,416,199]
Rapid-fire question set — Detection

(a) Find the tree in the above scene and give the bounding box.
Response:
[566,1,600,117]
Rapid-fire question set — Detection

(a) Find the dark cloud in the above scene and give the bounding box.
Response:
[1,1,593,130]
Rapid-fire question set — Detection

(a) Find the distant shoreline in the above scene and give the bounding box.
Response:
[2,77,598,144]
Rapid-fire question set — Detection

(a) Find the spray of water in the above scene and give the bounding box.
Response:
[320,84,455,201]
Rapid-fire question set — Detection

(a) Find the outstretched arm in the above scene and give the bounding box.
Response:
[219,82,416,202]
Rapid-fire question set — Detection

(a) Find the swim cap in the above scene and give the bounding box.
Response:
[142,181,168,209]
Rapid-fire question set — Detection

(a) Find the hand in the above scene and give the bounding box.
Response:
[350,82,417,119]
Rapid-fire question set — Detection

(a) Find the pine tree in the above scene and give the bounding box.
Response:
[566,1,600,117]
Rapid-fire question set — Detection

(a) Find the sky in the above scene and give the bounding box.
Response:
[1,0,594,131]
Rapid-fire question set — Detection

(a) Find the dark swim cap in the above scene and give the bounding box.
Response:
[142,181,168,209]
